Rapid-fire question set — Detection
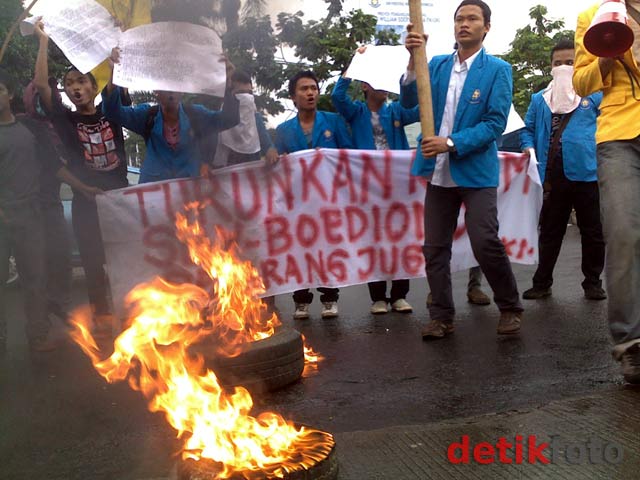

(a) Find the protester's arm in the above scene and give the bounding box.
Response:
[105,47,119,97]
[56,166,103,200]
[399,76,419,109]
[398,101,420,126]
[195,88,240,132]
[101,88,149,135]
[255,113,278,164]
[255,113,274,153]
[33,21,53,113]
[331,76,360,122]
[448,63,512,158]
[573,10,612,97]
[400,24,426,108]
[274,125,289,155]
[519,97,537,152]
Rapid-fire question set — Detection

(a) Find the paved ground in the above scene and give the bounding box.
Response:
[1,226,638,479]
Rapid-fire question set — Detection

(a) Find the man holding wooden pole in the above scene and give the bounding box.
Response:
[404,0,523,340]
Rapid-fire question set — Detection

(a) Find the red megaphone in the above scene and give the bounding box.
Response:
[584,0,634,57]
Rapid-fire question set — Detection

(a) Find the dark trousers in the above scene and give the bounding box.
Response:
[293,288,339,304]
[468,266,483,290]
[367,280,409,303]
[0,200,49,343]
[532,176,604,290]
[72,197,111,315]
[423,184,522,321]
[42,202,72,318]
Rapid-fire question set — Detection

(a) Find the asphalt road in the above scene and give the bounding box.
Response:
[0,226,623,479]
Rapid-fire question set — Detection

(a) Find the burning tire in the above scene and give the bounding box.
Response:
[191,327,305,393]
[178,428,338,480]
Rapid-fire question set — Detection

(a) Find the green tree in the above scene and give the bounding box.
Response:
[0,0,69,110]
[501,5,575,117]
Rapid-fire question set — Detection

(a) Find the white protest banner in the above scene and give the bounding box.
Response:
[113,22,226,96]
[30,0,122,73]
[97,149,541,317]
[344,45,410,94]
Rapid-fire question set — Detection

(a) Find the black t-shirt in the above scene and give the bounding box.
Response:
[0,117,62,211]
[47,90,128,192]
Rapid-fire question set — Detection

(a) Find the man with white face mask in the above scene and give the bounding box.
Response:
[213,70,278,168]
[520,38,605,301]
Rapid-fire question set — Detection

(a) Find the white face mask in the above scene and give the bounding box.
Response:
[543,65,580,114]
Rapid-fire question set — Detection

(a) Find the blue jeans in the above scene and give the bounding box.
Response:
[597,139,640,345]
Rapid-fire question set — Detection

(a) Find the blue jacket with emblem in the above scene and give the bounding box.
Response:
[519,90,601,183]
[274,110,353,154]
[407,49,513,187]
[330,76,419,150]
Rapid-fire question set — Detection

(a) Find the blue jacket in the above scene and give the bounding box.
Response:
[408,49,513,187]
[520,91,601,183]
[331,76,419,150]
[102,88,239,183]
[274,110,353,154]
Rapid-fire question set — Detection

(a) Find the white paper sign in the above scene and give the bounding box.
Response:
[113,22,226,96]
[344,45,410,94]
[31,0,122,73]
[97,149,542,317]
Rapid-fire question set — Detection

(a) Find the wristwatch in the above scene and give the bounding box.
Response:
[446,137,456,152]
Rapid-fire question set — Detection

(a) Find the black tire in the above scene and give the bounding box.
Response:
[190,327,305,393]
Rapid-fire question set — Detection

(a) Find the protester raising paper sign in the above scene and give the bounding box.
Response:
[344,45,410,95]
[27,0,122,73]
[113,22,226,96]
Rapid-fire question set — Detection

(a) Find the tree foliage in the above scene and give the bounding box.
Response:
[500,5,575,118]
[224,4,399,116]
[0,0,69,111]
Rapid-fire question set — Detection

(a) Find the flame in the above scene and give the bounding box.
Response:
[70,207,331,478]
[301,334,324,377]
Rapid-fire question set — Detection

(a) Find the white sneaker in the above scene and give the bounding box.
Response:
[321,301,338,319]
[391,298,413,313]
[293,303,310,320]
[370,300,389,314]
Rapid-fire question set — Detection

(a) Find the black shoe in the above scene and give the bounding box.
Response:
[522,286,552,300]
[584,285,607,300]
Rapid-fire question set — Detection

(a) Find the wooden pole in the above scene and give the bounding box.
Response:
[0,0,42,65]
[408,0,435,137]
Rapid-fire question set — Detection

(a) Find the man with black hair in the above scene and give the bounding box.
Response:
[35,22,127,336]
[274,70,353,320]
[520,38,605,301]
[0,69,99,351]
[405,0,523,339]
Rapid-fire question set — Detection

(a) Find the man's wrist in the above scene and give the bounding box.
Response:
[446,136,456,152]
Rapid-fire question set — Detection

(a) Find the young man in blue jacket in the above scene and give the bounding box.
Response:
[520,39,605,301]
[405,0,523,339]
[275,70,353,320]
[102,49,240,184]
[331,50,419,315]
